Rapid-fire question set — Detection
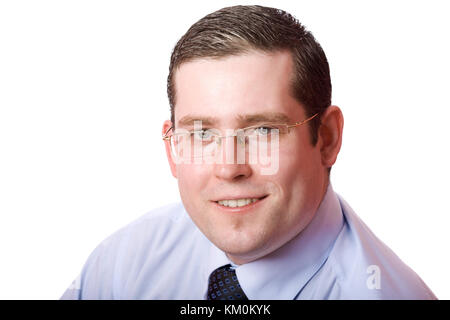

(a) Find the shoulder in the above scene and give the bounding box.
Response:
[93,201,203,263]
[63,202,201,299]
[93,202,194,255]
[326,195,436,300]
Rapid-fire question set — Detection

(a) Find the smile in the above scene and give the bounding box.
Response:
[214,195,268,208]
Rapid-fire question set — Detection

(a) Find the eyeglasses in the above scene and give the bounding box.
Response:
[162,113,319,161]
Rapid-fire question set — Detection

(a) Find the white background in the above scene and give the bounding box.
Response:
[0,0,449,299]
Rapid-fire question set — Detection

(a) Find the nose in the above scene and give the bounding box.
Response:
[213,135,252,181]
[214,162,252,181]
[213,162,252,181]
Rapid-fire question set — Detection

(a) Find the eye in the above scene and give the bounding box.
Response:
[191,130,214,141]
[254,126,275,136]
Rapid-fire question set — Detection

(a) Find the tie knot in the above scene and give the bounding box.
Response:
[207,264,248,300]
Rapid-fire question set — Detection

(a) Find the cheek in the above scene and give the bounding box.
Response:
[277,149,309,182]
[176,164,210,201]
[275,146,321,199]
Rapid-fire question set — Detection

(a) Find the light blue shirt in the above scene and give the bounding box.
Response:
[61,183,436,299]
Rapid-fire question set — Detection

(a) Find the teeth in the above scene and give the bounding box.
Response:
[217,198,260,208]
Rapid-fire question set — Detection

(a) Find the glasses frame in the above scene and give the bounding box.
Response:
[162,112,319,143]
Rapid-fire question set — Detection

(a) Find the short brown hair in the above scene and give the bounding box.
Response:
[167,5,331,145]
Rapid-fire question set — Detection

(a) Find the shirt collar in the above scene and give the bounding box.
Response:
[201,182,344,299]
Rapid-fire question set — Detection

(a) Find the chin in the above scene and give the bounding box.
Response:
[214,231,271,261]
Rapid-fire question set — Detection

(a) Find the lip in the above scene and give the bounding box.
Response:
[210,195,268,213]
[211,195,268,202]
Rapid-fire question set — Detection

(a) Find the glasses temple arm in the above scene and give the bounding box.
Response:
[162,126,173,140]
[287,112,319,129]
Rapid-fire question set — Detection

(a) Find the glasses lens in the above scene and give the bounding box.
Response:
[170,127,281,162]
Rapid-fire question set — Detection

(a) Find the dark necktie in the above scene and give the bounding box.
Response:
[207,264,249,300]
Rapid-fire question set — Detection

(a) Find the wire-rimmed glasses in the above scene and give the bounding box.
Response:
[162,113,318,162]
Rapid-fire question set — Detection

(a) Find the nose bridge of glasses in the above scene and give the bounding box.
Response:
[215,129,246,147]
[212,129,247,165]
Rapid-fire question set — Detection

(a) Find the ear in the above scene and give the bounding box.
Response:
[162,120,177,179]
[318,106,344,169]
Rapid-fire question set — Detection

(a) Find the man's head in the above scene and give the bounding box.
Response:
[162,5,343,264]
[167,5,331,145]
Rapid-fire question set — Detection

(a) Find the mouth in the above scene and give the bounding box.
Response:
[212,195,268,211]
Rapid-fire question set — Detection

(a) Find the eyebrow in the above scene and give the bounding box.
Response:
[239,112,291,124]
[177,115,217,127]
[177,112,291,127]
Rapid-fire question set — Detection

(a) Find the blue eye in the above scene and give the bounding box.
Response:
[192,130,214,141]
[254,126,272,136]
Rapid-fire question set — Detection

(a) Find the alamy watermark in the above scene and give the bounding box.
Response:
[170,120,280,175]
[366,265,381,290]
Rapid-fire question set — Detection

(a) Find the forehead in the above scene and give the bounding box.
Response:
[173,50,306,127]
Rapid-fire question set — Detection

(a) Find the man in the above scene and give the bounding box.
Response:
[61,5,436,299]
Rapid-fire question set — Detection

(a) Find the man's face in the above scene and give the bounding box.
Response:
[164,50,329,264]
